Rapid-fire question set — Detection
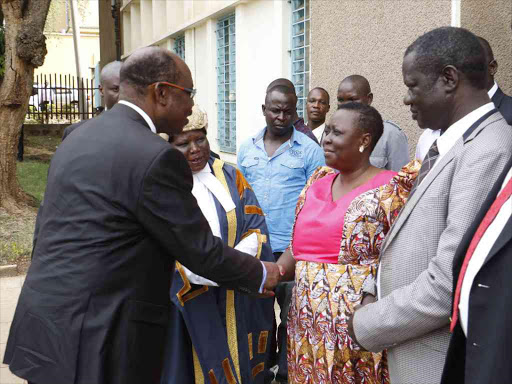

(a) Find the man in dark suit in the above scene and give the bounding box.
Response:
[3,47,281,384]
[62,60,122,140]
[478,36,512,124]
[441,159,512,384]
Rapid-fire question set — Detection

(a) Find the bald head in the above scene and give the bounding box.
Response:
[99,61,122,109]
[119,46,194,136]
[100,61,122,84]
[337,75,373,109]
[477,36,498,90]
[120,47,187,98]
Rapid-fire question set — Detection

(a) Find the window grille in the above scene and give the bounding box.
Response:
[291,0,310,119]
[174,35,185,60]
[216,13,236,153]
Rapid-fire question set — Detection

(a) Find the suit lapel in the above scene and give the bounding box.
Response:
[484,216,512,265]
[381,145,457,254]
[492,87,505,109]
[382,110,500,255]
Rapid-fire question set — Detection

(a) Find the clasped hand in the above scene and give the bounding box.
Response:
[259,261,286,298]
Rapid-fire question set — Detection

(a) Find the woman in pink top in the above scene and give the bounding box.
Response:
[276,103,419,383]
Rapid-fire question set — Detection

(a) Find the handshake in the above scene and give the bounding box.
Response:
[260,262,287,298]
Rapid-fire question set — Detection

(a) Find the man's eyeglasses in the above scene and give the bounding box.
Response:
[151,81,196,99]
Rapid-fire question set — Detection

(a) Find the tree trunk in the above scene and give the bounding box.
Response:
[0,0,52,212]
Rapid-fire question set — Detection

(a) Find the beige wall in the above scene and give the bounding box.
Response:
[461,0,512,94]
[35,33,100,79]
[311,0,451,156]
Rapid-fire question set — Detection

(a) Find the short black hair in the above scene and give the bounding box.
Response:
[477,36,494,62]
[337,102,383,150]
[265,84,297,105]
[120,47,180,95]
[266,78,295,93]
[309,87,330,104]
[405,27,487,89]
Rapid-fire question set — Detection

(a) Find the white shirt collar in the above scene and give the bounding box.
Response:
[192,163,236,212]
[313,123,325,143]
[488,82,498,99]
[436,102,495,158]
[118,100,157,134]
[193,163,213,176]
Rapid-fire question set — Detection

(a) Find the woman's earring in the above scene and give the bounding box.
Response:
[359,145,365,153]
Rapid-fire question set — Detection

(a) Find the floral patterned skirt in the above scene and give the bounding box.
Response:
[287,260,389,384]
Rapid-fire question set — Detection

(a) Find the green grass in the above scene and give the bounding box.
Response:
[17,160,49,205]
[25,135,61,153]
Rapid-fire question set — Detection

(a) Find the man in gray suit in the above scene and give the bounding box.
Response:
[347,27,512,384]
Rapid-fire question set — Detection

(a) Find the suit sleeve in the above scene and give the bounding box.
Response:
[136,146,264,294]
[354,134,512,352]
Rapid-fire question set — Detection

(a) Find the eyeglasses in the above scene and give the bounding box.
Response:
[151,81,196,99]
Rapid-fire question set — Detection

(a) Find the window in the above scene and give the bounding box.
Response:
[291,0,310,119]
[216,13,236,153]
[174,35,185,60]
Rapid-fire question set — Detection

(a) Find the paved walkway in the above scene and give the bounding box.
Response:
[0,276,283,384]
[0,276,27,384]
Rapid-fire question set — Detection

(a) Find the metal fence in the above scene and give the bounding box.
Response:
[26,74,100,123]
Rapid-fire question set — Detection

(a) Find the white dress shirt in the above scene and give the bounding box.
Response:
[432,102,495,171]
[459,168,512,336]
[415,84,499,161]
[313,123,325,144]
[488,81,498,100]
[118,100,157,134]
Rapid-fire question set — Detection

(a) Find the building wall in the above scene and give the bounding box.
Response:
[310,0,451,157]
[461,0,512,94]
[38,0,100,80]
[35,33,100,79]
[121,0,292,163]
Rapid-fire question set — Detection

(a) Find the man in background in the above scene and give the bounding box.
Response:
[337,75,409,171]
[306,87,330,144]
[62,60,122,140]
[238,84,325,383]
[266,78,319,144]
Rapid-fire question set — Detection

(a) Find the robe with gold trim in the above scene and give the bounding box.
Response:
[161,158,275,384]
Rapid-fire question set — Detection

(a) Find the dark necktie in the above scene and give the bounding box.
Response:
[410,139,440,194]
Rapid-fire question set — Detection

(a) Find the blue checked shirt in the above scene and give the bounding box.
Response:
[237,127,325,253]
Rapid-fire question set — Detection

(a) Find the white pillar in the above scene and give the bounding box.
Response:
[451,0,461,27]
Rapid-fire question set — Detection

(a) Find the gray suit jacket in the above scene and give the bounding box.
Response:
[353,110,512,384]
[370,120,410,171]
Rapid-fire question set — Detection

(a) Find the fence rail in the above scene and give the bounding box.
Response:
[26,74,101,124]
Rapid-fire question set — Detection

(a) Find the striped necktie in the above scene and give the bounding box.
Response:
[410,139,439,194]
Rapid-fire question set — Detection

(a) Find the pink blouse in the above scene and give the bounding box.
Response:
[292,170,397,264]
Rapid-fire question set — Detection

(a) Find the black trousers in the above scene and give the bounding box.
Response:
[264,252,294,383]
